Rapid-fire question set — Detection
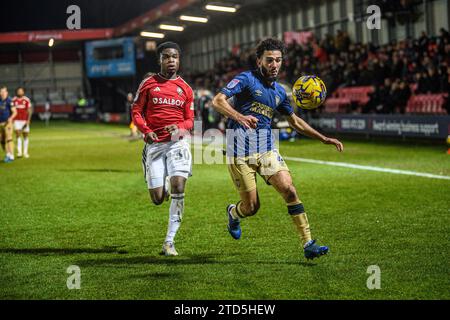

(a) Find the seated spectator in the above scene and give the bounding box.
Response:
[393,81,412,114]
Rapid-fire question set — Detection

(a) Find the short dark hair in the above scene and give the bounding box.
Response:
[16,86,24,93]
[156,41,181,57]
[255,38,286,58]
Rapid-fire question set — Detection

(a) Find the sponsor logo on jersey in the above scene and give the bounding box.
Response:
[255,90,262,97]
[190,102,194,110]
[152,97,185,107]
[177,87,183,96]
[153,87,161,92]
[226,79,240,89]
[250,102,274,118]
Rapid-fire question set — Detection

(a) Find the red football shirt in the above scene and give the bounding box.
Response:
[132,74,195,143]
[12,96,32,121]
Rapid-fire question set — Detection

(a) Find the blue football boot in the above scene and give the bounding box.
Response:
[226,204,241,240]
[3,155,13,163]
[304,239,329,260]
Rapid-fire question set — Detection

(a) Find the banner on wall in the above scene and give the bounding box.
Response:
[308,114,450,139]
[85,37,136,78]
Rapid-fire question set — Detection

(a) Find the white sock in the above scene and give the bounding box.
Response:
[17,137,22,154]
[165,193,184,243]
[24,137,29,155]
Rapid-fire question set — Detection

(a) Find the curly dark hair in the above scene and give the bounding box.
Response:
[255,38,286,58]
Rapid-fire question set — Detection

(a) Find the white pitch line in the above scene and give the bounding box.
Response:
[283,156,450,181]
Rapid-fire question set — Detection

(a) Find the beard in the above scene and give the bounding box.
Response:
[260,65,278,82]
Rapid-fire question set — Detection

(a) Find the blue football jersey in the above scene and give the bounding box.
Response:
[220,70,294,157]
[0,97,13,123]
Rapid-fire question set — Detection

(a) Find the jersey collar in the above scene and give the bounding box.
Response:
[157,73,180,81]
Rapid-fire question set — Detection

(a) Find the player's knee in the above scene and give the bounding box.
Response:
[149,193,164,205]
[170,184,185,194]
[151,197,164,205]
[284,185,298,203]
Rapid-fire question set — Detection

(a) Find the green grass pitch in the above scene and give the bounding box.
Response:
[0,121,449,299]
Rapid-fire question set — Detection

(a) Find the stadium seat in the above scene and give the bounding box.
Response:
[324,97,351,113]
[49,89,65,105]
[334,86,374,106]
[405,94,448,115]
[64,88,80,105]
[31,89,48,105]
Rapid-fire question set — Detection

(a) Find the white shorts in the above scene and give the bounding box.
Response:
[142,139,192,189]
[14,121,30,133]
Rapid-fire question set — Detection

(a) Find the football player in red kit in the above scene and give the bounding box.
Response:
[12,87,32,158]
[132,42,195,256]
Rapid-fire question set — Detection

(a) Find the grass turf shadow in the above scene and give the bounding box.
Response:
[74,253,315,268]
[75,254,219,267]
[58,169,135,173]
[0,246,128,255]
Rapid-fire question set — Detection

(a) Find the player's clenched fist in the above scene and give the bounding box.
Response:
[144,132,158,143]
[238,114,259,129]
[164,124,179,135]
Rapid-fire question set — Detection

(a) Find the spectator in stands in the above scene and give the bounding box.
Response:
[414,72,427,94]
[356,63,373,86]
[439,28,450,42]
[188,28,449,116]
[313,40,328,64]
[77,95,88,108]
[437,65,449,92]
[126,92,138,138]
[425,68,441,93]
[380,78,396,113]
[335,30,350,52]
[393,80,412,114]
[364,78,394,114]
[372,58,389,86]
[196,89,217,131]
[418,31,429,54]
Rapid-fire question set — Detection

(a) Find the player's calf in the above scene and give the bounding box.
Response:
[239,200,260,217]
[229,200,260,219]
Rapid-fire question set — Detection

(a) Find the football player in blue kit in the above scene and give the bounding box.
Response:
[212,38,343,260]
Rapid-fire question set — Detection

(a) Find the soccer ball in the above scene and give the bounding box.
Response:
[292,75,327,110]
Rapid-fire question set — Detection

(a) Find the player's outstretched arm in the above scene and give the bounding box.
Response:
[8,106,17,124]
[212,93,258,129]
[28,103,33,125]
[287,113,344,152]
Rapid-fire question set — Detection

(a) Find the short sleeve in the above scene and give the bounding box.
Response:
[220,72,249,98]
[276,92,294,116]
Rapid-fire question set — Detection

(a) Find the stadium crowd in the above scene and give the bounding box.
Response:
[187,28,450,116]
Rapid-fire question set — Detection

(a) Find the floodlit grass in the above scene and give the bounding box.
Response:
[0,121,449,299]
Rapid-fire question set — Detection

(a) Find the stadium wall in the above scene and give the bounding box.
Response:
[0,49,83,107]
[183,0,449,72]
